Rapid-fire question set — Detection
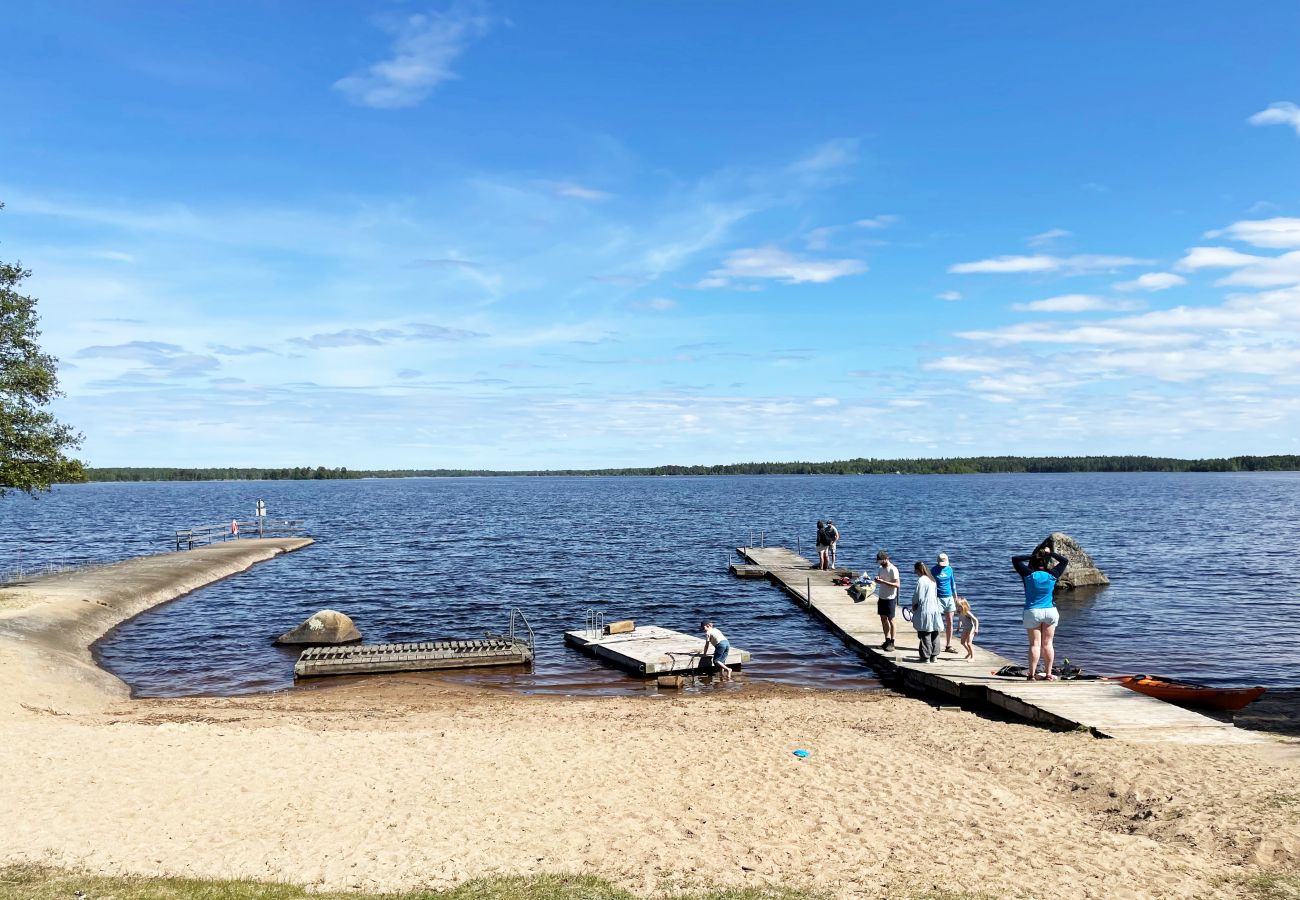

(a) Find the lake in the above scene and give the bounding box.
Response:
[2,473,1296,696]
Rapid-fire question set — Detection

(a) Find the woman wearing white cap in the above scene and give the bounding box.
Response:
[933,552,959,653]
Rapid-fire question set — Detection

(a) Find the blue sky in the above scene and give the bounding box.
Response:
[3,2,1300,468]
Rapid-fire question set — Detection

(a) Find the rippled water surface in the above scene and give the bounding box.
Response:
[3,473,1297,695]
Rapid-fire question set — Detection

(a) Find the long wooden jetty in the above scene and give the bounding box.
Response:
[295,638,532,678]
[736,546,1258,743]
[564,624,750,675]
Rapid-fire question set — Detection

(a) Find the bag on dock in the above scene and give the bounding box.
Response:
[994,661,1091,680]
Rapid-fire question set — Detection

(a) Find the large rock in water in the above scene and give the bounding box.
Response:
[275,609,361,645]
[1046,532,1109,590]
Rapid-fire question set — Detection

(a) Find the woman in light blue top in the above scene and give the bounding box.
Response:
[1011,539,1069,681]
[933,551,958,654]
[909,561,943,663]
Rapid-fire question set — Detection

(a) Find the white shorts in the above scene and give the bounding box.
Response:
[1023,607,1060,629]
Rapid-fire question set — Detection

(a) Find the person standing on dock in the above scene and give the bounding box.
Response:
[910,562,942,663]
[874,550,900,651]
[826,519,840,568]
[815,520,830,570]
[934,552,959,654]
[701,621,733,679]
[1012,540,1070,680]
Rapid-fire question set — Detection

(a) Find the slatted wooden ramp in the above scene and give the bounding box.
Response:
[736,545,1261,743]
[294,639,532,678]
[564,625,750,676]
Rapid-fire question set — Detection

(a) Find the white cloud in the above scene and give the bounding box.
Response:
[1175,246,1263,270]
[924,356,1021,373]
[856,214,898,229]
[640,297,677,312]
[699,245,866,287]
[333,6,494,109]
[1027,228,1071,248]
[936,290,962,301]
[789,138,859,173]
[1205,217,1300,249]
[1012,294,1144,313]
[949,254,1147,275]
[950,254,1058,274]
[956,322,1195,348]
[811,397,839,407]
[536,180,613,202]
[1248,101,1300,136]
[1113,272,1187,292]
[1214,251,1300,288]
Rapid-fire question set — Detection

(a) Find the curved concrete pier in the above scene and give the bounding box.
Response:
[0,538,313,716]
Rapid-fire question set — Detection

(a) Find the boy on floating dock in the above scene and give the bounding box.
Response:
[701,621,732,680]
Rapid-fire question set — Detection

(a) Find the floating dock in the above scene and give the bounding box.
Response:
[295,638,532,678]
[564,624,749,676]
[735,546,1257,743]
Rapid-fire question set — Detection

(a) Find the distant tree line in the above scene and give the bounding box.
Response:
[80,455,1300,482]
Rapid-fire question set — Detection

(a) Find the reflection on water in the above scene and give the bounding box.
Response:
[3,472,1297,696]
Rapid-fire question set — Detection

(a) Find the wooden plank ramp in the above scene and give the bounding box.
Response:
[736,546,1260,743]
[564,625,750,676]
[294,638,531,678]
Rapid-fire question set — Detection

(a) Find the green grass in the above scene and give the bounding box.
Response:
[1242,873,1300,900]
[0,866,831,900]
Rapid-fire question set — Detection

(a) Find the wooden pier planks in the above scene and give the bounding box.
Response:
[294,638,531,678]
[736,546,1254,742]
[563,625,750,676]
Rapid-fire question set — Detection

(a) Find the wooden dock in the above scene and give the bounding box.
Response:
[735,546,1258,743]
[564,625,750,676]
[295,638,532,678]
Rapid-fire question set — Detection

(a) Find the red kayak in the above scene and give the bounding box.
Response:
[1115,675,1266,711]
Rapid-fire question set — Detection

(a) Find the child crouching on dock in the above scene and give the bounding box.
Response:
[954,598,980,659]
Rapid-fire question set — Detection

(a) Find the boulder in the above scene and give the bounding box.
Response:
[1045,532,1109,590]
[275,609,361,645]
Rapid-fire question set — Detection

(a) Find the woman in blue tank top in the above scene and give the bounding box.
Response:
[1011,539,1069,681]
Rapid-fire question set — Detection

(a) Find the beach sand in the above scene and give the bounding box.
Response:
[1,552,1297,899]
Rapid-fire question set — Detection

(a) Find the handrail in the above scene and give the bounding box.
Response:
[174,518,307,550]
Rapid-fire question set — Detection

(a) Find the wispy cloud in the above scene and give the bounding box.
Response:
[410,257,483,269]
[1027,228,1071,248]
[1205,217,1300,249]
[1248,101,1300,136]
[949,254,1148,275]
[788,138,859,173]
[1113,272,1187,292]
[288,323,486,349]
[76,341,221,377]
[936,290,962,301]
[1176,246,1263,270]
[536,180,613,202]
[1011,294,1145,313]
[856,214,898,229]
[333,4,495,109]
[1176,245,1300,287]
[698,244,866,287]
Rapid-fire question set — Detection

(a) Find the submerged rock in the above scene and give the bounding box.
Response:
[1046,532,1109,590]
[275,609,361,645]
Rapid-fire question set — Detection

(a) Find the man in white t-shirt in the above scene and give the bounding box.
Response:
[874,550,901,652]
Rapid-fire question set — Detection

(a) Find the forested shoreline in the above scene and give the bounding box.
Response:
[80,455,1300,482]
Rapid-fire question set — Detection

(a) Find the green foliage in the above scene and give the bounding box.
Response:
[0,865,827,900]
[0,203,84,495]
[83,454,1300,482]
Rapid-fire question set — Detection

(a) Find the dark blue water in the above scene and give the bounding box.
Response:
[2,474,1296,696]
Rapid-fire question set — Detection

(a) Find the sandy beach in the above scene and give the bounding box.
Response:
[1,549,1297,899]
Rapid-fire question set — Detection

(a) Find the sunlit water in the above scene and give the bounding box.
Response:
[2,473,1296,696]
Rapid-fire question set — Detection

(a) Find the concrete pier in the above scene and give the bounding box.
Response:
[0,538,313,715]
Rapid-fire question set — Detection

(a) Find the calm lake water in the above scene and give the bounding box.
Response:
[2,473,1297,696]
